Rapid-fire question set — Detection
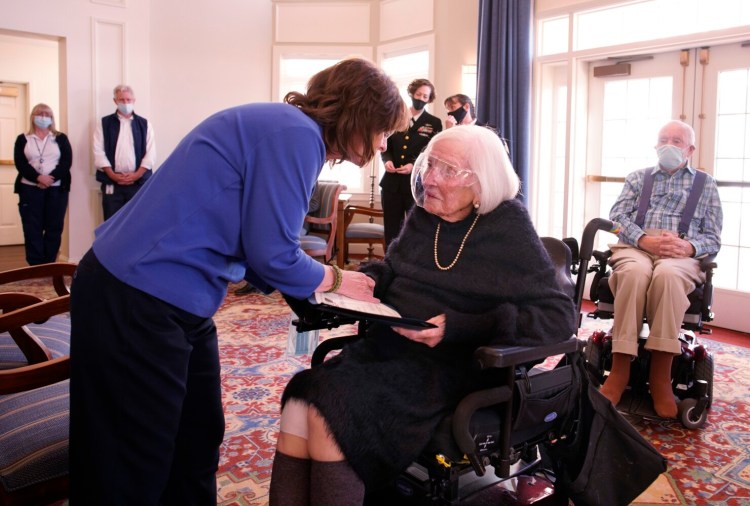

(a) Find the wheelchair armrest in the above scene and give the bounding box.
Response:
[700,254,717,273]
[311,334,362,366]
[282,293,358,332]
[591,249,612,265]
[473,336,581,370]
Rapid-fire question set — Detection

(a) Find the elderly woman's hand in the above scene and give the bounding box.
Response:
[336,269,379,303]
[392,314,446,347]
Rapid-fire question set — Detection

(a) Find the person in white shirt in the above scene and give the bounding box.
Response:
[92,84,156,220]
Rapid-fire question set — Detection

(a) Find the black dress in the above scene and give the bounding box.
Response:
[282,200,576,489]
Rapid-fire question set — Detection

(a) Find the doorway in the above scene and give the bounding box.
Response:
[0,81,28,245]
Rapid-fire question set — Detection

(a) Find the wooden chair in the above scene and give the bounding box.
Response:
[0,263,75,505]
[300,182,346,263]
[342,205,386,264]
[0,262,76,299]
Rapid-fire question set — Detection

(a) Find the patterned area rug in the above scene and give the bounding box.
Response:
[4,278,748,505]
[215,287,750,506]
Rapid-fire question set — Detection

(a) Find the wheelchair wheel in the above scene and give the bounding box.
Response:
[694,353,714,406]
[678,398,707,429]
[678,354,714,429]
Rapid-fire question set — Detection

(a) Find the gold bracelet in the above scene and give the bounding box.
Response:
[326,264,342,293]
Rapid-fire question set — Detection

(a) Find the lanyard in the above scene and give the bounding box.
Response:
[32,135,51,165]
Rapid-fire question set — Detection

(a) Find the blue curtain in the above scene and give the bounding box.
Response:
[476,0,534,205]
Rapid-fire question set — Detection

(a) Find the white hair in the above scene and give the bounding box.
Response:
[424,125,520,214]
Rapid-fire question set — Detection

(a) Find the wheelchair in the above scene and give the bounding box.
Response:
[283,220,616,505]
[571,219,717,429]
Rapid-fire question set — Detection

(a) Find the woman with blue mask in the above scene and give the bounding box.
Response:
[380,78,442,248]
[13,103,72,265]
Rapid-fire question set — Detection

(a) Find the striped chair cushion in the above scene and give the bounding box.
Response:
[0,314,71,369]
[299,234,327,250]
[345,222,384,239]
[0,380,69,493]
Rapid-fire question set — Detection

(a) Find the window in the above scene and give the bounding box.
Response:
[273,48,371,193]
[713,68,750,291]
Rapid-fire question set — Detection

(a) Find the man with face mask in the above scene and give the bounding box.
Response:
[93,84,157,220]
[601,119,723,419]
[380,78,442,248]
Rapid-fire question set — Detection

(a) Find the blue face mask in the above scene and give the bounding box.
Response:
[34,115,53,129]
[117,103,134,115]
[656,144,686,171]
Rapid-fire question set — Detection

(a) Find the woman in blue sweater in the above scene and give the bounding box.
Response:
[69,58,406,505]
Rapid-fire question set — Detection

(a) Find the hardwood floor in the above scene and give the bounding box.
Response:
[0,245,27,271]
[581,300,749,348]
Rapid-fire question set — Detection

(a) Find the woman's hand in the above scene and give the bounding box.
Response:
[384,161,397,173]
[36,175,55,189]
[336,269,379,303]
[392,314,446,347]
[395,163,414,175]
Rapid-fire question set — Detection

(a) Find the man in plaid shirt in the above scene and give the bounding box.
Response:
[600,119,723,418]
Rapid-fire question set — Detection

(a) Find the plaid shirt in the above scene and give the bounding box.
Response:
[609,166,723,257]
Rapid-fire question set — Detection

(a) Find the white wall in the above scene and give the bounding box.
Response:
[0,34,59,116]
[149,0,272,160]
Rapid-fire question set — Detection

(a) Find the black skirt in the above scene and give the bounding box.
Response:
[281,327,473,489]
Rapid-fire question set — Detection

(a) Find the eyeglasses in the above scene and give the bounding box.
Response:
[421,156,474,182]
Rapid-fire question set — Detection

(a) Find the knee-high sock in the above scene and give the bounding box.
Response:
[310,460,365,506]
[649,350,678,418]
[600,352,632,406]
[269,451,311,506]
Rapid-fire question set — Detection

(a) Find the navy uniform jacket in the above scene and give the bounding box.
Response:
[380,110,442,194]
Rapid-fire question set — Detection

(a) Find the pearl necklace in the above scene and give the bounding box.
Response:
[433,213,480,271]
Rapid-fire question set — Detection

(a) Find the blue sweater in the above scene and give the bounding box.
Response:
[93,103,327,317]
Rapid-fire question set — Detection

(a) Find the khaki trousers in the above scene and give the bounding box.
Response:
[608,243,704,356]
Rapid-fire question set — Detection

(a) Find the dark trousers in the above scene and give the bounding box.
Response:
[381,189,414,248]
[102,183,143,221]
[17,184,68,265]
[69,250,225,505]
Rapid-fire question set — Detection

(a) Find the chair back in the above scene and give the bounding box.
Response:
[300,181,346,263]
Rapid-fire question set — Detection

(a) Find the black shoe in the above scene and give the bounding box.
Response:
[234,282,259,295]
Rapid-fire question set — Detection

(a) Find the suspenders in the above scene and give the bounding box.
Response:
[634,169,708,236]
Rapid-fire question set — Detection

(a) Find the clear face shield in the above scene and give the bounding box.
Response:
[411,150,478,208]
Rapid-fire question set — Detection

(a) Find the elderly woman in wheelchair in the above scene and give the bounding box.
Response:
[269,125,577,505]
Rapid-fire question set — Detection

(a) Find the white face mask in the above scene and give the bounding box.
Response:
[117,102,134,115]
[656,144,686,171]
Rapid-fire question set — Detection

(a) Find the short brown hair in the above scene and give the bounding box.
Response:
[407,78,436,103]
[284,58,407,165]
